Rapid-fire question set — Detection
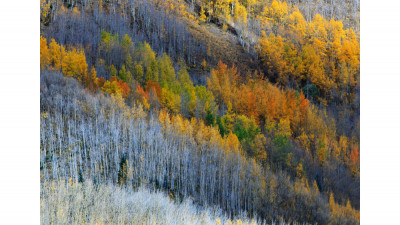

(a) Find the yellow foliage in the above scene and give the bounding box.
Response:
[277,118,291,137]
[199,7,207,23]
[161,88,181,114]
[62,47,88,80]
[223,132,240,154]
[40,36,50,69]
[72,7,80,16]
[256,1,359,102]
[201,58,207,69]
[40,0,51,24]
[233,1,247,25]
[258,32,288,85]
[102,80,121,96]
[49,39,63,71]
[287,8,307,40]
[261,0,288,32]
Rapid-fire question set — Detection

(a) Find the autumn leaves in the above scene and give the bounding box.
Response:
[40,31,357,171]
[258,1,360,104]
[40,36,129,98]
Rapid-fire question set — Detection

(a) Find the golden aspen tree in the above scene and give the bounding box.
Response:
[215,0,232,22]
[207,61,238,107]
[86,66,98,92]
[75,48,88,80]
[287,8,307,43]
[233,84,257,120]
[61,47,87,79]
[233,0,247,25]
[49,39,62,71]
[161,88,181,114]
[309,14,328,42]
[298,91,309,122]
[261,0,288,33]
[223,101,236,132]
[266,86,279,121]
[224,132,240,154]
[276,118,291,137]
[258,32,288,85]
[252,134,267,164]
[177,0,188,18]
[282,42,298,78]
[40,36,50,69]
[199,7,207,23]
[300,44,329,95]
[61,48,74,77]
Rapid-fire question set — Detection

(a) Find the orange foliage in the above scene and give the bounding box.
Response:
[97,77,106,88]
[145,80,162,100]
[85,66,98,92]
[208,61,310,136]
[135,84,149,109]
[117,79,130,99]
[207,61,239,107]
[234,83,258,121]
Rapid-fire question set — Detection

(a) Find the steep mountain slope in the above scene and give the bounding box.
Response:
[185,19,258,76]
[40,0,359,224]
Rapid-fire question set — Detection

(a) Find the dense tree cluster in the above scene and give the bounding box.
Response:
[206,61,359,206]
[257,3,359,106]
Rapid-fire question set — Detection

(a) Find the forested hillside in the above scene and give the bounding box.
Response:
[40,0,359,224]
